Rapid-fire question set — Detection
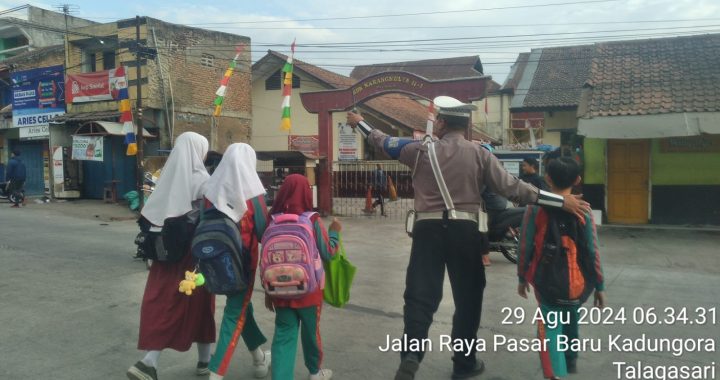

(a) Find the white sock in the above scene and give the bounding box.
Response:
[251,347,265,363]
[141,350,161,368]
[198,343,213,363]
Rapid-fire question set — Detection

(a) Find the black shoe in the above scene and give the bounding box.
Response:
[127,361,158,380]
[394,353,420,380]
[451,360,485,379]
[567,358,577,374]
[196,361,209,376]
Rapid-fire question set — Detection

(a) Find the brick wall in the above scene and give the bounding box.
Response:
[172,113,250,152]
[64,18,252,151]
[8,48,64,71]
[146,18,252,150]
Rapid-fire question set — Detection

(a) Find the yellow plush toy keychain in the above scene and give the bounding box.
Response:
[178,269,206,296]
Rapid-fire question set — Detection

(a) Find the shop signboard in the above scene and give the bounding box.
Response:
[19,125,50,140]
[65,67,128,103]
[72,135,104,162]
[11,65,65,129]
[52,146,65,186]
[288,135,319,157]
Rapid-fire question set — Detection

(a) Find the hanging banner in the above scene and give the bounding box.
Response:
[72,135,104,161]
[288,135,319,157]
[52,146,65,185]
[11,65,66,128]
[338,124,358,161]
[66,67,128,103]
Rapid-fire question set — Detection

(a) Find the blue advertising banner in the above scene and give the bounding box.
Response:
[12,65,65,129]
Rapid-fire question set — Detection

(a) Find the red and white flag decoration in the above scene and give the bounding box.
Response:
[213,45,245,117]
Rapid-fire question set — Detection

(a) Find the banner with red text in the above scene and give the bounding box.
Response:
[66,67,128,103]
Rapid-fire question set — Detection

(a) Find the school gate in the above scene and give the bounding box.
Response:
[300,71,489,216]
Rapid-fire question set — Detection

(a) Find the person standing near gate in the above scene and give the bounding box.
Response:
[346,96,590,380]
[373,164,387,216]
[5,149,26,208]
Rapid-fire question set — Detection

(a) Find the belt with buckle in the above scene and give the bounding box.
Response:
[415,210,478,223]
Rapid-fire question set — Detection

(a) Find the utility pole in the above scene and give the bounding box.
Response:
[135,15,145,208]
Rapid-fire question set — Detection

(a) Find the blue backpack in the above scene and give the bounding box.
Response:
[191,206,248,295]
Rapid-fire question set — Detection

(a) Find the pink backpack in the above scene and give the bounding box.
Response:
[260,212,324,299]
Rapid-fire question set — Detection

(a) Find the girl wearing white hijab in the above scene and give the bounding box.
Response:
[128,132,217,380]
[204,143,272,380]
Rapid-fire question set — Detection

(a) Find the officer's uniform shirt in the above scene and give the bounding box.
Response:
[369,129,539,213]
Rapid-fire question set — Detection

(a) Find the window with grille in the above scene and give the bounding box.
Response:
[102,51,115,70]
[201,53,215,67]
[264,69,300,90]
[82,51,96,73]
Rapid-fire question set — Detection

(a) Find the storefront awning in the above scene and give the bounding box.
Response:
[578,112,720,139]
[74,121,155,137]
[52,111,121,123]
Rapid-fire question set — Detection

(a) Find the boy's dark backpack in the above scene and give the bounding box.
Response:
[532,209,596,306]
[134,213,197,262]
[191,206,249,295]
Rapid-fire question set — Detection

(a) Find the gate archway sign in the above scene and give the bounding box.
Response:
[300,71,489,215]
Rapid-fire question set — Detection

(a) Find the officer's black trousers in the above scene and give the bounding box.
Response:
[402,219,487,371]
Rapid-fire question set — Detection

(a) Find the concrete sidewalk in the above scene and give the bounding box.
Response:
[7,197,139,222]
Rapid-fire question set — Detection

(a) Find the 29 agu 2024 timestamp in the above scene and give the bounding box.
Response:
[501,306,717,329]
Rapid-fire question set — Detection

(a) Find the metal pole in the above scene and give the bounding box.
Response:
[135,15,145,208]
[210,116,217,151]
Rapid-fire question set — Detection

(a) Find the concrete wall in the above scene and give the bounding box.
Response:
[583,138,606,185]
[66,22,138,115]
[651,138,720,185]
[586,136,720,186]
[27,6,97,30]
[0,7,96,54]
[251,69,362,160]
[472,93,510,142]
[543,110,578,147]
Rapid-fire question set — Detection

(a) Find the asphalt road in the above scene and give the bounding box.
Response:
[1,202,718,380]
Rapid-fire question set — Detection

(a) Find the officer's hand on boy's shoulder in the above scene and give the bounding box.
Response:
[329,217,342,233]
[594,291,606,309]
[562,194,592,223]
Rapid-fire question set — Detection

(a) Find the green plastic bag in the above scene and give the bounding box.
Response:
[323,233,356,308]
[124,191,141,211]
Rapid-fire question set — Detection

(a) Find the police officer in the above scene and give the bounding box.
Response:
[346,96,589,380]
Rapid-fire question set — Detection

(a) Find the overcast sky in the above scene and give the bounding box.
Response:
[3,0,720,84]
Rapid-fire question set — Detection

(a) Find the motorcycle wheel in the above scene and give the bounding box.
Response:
[499,245,518,264]
[499,226,520,264]
[9,191,24,206]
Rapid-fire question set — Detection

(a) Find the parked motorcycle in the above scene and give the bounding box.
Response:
[487,207,524,264]
[0,181,25,206]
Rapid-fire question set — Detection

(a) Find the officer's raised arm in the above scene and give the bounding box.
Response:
[346,111,419,164]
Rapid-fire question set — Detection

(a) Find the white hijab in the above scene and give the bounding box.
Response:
[204,143,266,223]
[141,132,210,226]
